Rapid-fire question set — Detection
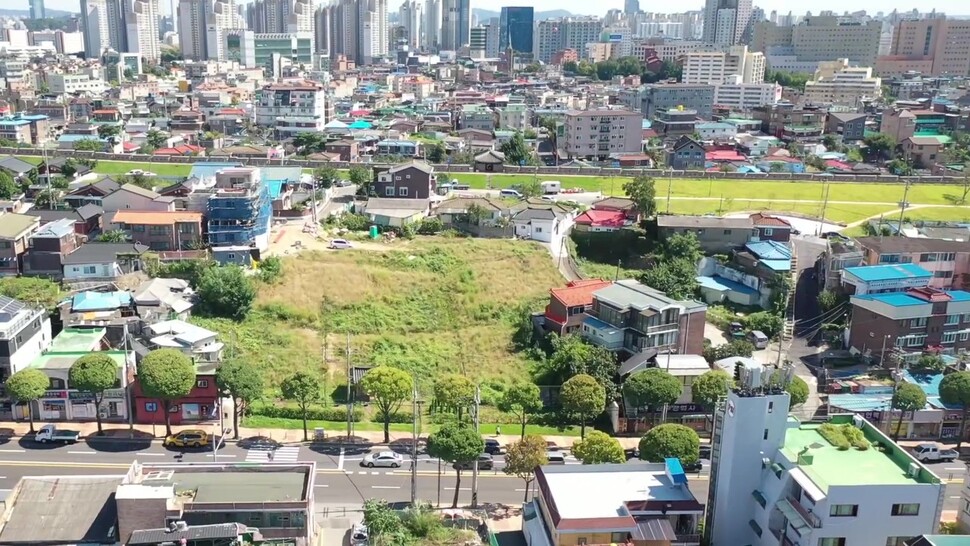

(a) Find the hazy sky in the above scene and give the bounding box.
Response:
[21,0,967,18]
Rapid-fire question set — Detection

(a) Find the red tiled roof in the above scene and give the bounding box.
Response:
[749,212,792,228]
[550,279,612,307]
[824,159,852,170]
[92,109,118,114]
[216,108,247,116]
[154,145,204,156]
[575,210,627,227]
[642,129,658,139]
[706,150,746,162]
[122,142,139,151]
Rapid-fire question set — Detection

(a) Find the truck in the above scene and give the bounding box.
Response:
[35,424,80,444]
[912,442,959,463]
[541,180,561,194]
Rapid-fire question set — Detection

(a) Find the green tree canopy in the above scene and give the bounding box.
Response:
[312,165,338,189]
[6,368,50,433]
[500,132,532,165]
[138,349,196,436]
[69,353,119,435]
[537,335,619,401]
[426,141,447,163]
[360,366,413,443]
[623,368,682,419]
[498,382,542,438]
[97,230,128,243]
[571,430,625,464]
[503,434,548,501]
[293,133,325,155]
[638,258,698,300]
[146,129,168,149]
[196,265,256,320]
[891,382,927,440]
[622,174,656,219]
[427,422,484,507]
[281,371,322,441]
[691,370,732,419]
[73,139,104,151]
[350,166,374,196]
[434,373,475,419]
[940,371,970,449]
[915,354,947,373]
[0,277,61,312]
[0,171,18,200]
[702,340,755,363]
[560,374,606,438]
[787,376,810,408]
[863,133,896,160]
[215,358,264,439]
[638,423,700,465]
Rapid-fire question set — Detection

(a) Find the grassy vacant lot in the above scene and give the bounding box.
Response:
[200,237,562,393]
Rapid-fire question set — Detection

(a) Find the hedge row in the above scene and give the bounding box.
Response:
[251,404,364,422]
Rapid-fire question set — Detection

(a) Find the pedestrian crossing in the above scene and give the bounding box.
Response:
[245,446,301,463]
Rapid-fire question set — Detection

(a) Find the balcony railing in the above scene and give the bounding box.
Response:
[786,496,822,528]
[584,336,624,350]
[673,533,701,545]
[646,322,679,334]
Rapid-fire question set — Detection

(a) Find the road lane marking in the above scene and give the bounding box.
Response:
[945,467,963,471]
[68,451,96,455]
[444,487,471,491]
[338,448,345,470]
[315,484,330,488]
[371,485,401,489]
[0,449,24,453]
[136,453,165,457]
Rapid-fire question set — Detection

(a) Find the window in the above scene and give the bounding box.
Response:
[577,539,587,546]
[723,229,732,235]
[964,314,970,323]
[749,520,762,537]
[943,332,958,344]
[179,223,194,234]
[818,539,846,546]
[131,224,145,232]
[398,187,408,197]
[763,228,773,236]
[144,402,158,412]
[385,186,394,196]
[82,265,96,275]
[935,270,953,279]
[961,332,969,342]
[947,314,962,326]
[891,503,919,516]
[908,334,927,347]
[169,404,180,412]
[768,401,774,413]
[830,504,858,517]
[886,539,908,546]
[911,317,928,328]
[763,428,768,440]
[610,533,627,542]
[920,252,937,262]
[197,379,208,388]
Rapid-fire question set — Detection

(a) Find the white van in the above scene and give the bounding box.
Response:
[499,189,523,199]
[540,180,561,194]
[746,330,769,349]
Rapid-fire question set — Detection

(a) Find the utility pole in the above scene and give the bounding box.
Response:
[817,184,830,236]
[346,333,353,440]
[665,169,673,214]
[471,384,481,508]
[896,179,911,237]
[410,373,418,505]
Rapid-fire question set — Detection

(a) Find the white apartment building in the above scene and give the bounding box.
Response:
[633,39,706,62]
[714,80,782,110]
[0,296,52,381]
[706,362,945,546]
[254,81,329,138]
[683,45,765,85]
[47,73,106,94]
[496,105,530,131]
[125,0,160,62]
[803,59,882,107]
[563,109,643,160]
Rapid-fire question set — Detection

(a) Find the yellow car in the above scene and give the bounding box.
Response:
[163,430,209,448]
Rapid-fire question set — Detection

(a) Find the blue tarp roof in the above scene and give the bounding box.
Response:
[844,263,932,282]
[664,458,687,485]
[266,179,285,199]
[349,120,372,129]
[72,291,132,312]
[696,275,759,295]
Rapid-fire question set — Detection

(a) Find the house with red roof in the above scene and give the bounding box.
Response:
[544,280,612,335]
[153,144,205,157]
[574,209,629,232]
[705,149,746,163]
[749,213,792,242]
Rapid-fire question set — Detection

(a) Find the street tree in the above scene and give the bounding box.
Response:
[571,430,625,464]
[6,368,49,433]
[196,265,256,320]
[0,171,17,200]
[638,423,700,465]
[360,366,413,443]
[940,371,970,449]
[434,373,475,420]
[427,422,484,508]
[281,372,322,441]
[891,382,927,441]
[215,358,264,439]
[68,353,118,435]
[622,174,656,219]
[560,374,606,438]
[787,376,810,408]
[538,334,619,401]
[312,165,339,189]
[503,434,548,501]
[498,382,542,438]
[138,349,196,436]
[691,370,733,426]
[350,166,374,196]
[426,141,447,163]
[623,368,682,424]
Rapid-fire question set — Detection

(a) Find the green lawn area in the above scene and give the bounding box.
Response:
[662,200,897,224]
[243,415,581,437]
[903,206,970,223]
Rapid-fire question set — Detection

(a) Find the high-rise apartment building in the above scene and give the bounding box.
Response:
[80,0,112,58]
[702,0,752,45]
[456,0,470,49]
[360,0,388,61]
[499,6,533,55]
[423,0,441,50]
[179,0,240,61]
[322,0,385,65]
[752,16,881,71]
[623,0,639,14]
[440,0,457,50]
[314,5,331,53]
[484,17,499,57]
[803,59,882,107]
[533,17,603,63]
[469,25,486,57]
[255,81,330,139]
[126,0,161,62]
[876,18,970,77]
[400,0,422,49]
[562,109,644,160]
[30,0,46,20]
[682,45,765,85]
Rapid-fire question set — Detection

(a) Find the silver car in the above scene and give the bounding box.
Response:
[361,451,404,468]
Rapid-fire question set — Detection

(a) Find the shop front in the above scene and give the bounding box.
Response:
[26,388,130,422]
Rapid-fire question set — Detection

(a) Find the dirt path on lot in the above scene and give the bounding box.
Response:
[266,223,404,256]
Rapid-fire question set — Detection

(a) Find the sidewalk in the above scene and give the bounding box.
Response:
[0,420,643,449]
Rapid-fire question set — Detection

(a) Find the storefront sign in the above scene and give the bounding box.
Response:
[668,404,704,414]
[68,392,95,402]
[43,390,68,399]
[104,388,126,399]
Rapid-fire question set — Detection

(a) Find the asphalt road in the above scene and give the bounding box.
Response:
[0,437,962,511]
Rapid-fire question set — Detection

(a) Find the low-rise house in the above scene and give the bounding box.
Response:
[544,279,613,335]
[22,349,133,422]
[0,157,36,179]
[621,353,712,432]
[901,135,948,169]
[510,200,573,245]
[592,197,639,222]
[377,139,421,157]
[132,278,195,321]
[212,245,254,266]
[524,462,704,546]
[23,218,80,278]
[360,198,429,227]
[819,235,867,290]
[325,139,359,161]
[657,215,756,254]
[37,157,93,180]
[62,242,149,282]
[101,184,175,213]
[696,260,766,308]
[0,213,40,276]
[825,112,867,141]
[473,150,506,172]
[374,161,437,199]
[0,296,52,383]
[60,291,137,330]
[132,359,219,425]
[666,135,706,170]
[111,210,204,251]
[145,320,222,363]
[749,212,792,242]
[24,204,103,235]
[435,196,507,225]
[573,209,628,232]
[855,236,970,290]
[65,177,121,209]
[842,263,933,296]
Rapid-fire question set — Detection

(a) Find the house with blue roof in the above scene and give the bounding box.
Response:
[842,263,933,295]
[849,286,970,366]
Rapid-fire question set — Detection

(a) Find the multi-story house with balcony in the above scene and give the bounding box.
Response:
[706,365,945,546]
[752,102,825,142]
[111,210,203,251]
[254,81,329,140]
[580,279,706,363]
[562,109,643,161]
[0,296,51,383]
[523,462,704,546]
[544,279,613,335]
[848,286,970,365]
[0,213,40,276]
[23,218,80,278]
[841,263,933,296]
[855,237,970,291]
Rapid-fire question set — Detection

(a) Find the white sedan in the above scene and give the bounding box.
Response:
[329,239,353,249]
[361,451,405,468]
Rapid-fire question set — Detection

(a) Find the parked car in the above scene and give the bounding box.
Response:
[454,454,494,471]
[912,443,959,463]
[361,451,405,468]
[499,189,523,199]
[239,436,281,450]
[683,459,703,472]
[545,441,559,451]
[746,330,769,349]
[335,179,352,187]
[35,424,80,444]
[484,439,505,455]
[329,239,353,249]
[351,523,368,546]
[546,451,566,465]
[163,429,210,448]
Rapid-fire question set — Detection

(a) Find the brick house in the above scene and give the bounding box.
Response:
[855,237,970,290]
[131,363,219,425]
[24,218,80,278]
[749,213,792,243]
[325,139,359,162]
[544,280,613,335]
[374,161,436,199]
[657,215,757,254]
[65,177,122,209]
[0,213,40,276]
[111,211,203,251]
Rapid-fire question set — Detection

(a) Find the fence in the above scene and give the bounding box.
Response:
[4,147,965,185]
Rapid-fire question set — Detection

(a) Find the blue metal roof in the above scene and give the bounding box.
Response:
[853,292,930,307]
[744,240,791,260]
[760,259,791,272]
[950,291,970,302]
[696,275,759,295]
[72,291,132,312]
[664,458,687,485]
[844,263,932,282]
[902,370,943,397]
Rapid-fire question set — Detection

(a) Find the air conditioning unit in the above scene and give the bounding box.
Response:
[852,414,864,429]
[907,462,920,478]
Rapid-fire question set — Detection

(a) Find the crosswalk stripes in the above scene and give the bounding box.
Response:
[245,446,301,463]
